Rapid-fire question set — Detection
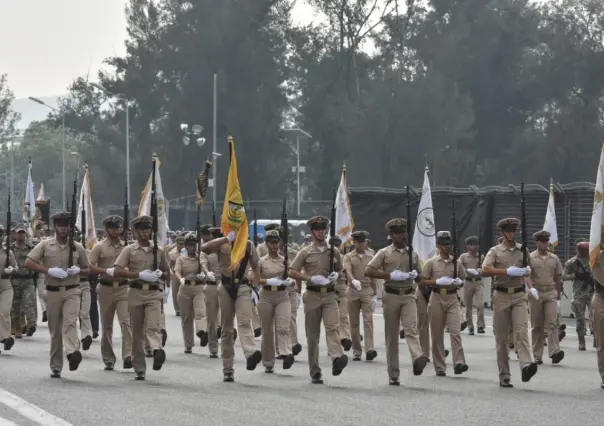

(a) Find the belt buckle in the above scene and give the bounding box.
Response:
[320,287,327,293]
[271,286,278,292]
[142,283,150,291]
[112,281,119,289]
[508,287,514,294]
[440,288,447,296]
[189,280,195,286]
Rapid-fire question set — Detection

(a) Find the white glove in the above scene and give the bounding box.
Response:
[310,275,330,285]
[67,266,80,276]
[251,290,259,305]
[371,295,377,311]
[453,278,463,286]
[196,272,206,281]
[390,270,410,281]
[105,267,115,277]
[267,277,283,286]
[153,269,162,278]
[525,266,531,275]
[3,266,13,274]
[530,287,539,299]
[226,231,236,243]
[409,270,419,280]
[48,267,68,279]
[180,277,186,285]
[436,276,455,286]
[283,278,295,287]
[327,272,339,283]
[467,268,479,276]
[206,271,216,282]
[351,279,362,291]
[297,293,302,309]
[506,266,526,277]
[163,286,170,304]
[180,248,188,256]
[139,270,159,282]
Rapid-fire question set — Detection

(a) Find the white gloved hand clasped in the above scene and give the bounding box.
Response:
[48,267,68,279]
[196,272,206,281]
[530,287,539,299]
[67,266,80,276]
[310,275,331,286]
[435,276,455,286]
[206,271,216,282]
[3,266,14,274]
[453,278,463,286]
[105,267,115,277]
[409,270,418,280]
[506,266,526,277]
[226,231,236,243]
[283,278,294,287]
[351,279,362,291]
[390,270,410,281]
[180,277,186,285]
[467,268,479,276]
[327,272,339,283]
[139,270,159,282]
[267,277,283,286]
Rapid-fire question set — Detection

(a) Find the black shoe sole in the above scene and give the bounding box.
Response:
[123,358,133,369]
[292,343,302,356]
[341,339,352,351]
[521,362,538,382]
[283,354,295,370]
[68,351,82,371]
[153,349,166,371]
[366,350,377,361]
[246,350,262,371]
[551,350,565,364]
[3,337,14,351]
[332,355,348,376]
[82,336,93,351]
[413,356,428,376]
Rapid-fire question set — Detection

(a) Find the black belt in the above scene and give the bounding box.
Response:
[205,281,217,285]
[495,286,525,294]
[465,277,481,282]
[11,274,35,280]
[263,285,287,292]
[0,274,9,279]
[46,284,80,292]
[432,287,458,295]
[99,280,129,288]
[130,281,162,291]
[79,277,89,283]
[221,276,249,285]
[385,286,413,295]
[306,285,335,293]
[184,280,204,286]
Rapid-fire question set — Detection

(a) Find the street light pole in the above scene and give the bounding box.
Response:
[282,128,311,217]
[212,73,218,205]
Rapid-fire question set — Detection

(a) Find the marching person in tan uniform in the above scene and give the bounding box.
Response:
[174,232,209,353]
[528,230,564,364]
[113,215,170,380]
[343,230,376,361]
[331,236,352,351]
[251,229,295,372]
[169,235,185,316]
[88,215,132,370]
[289,216,348,384]
[365,218,427,385]
[421,231,469,376]
[460,236,486,334]
[590,242,604,388]
[200,225,222,357]
[0,240,17,354]
[201,229,262,382]
[256,223,279,258]
[76,229,94,351]
[24,211,90,377]
[482,218,538,388]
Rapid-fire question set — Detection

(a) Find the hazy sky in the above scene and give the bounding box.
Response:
[0,0,315,99]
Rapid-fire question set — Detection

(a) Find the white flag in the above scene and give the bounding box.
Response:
[138,156,169,246]
[412,167,436,265]
[334,165,354,245]
[23,159,36,228]
[36,184,46,202]
[75,167,97,249]
[589,143,604,268]
[543,178,558,247]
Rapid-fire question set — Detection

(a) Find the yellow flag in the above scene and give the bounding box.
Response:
[221,134,249,270]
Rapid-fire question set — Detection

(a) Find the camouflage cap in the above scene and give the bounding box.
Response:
[351,230,369,241]
[497,218,520,231]
[465,236,479,245]
[102,215,123,228]
[385,218,407,233]
[14,223,27,233]
[533,230,550,241]
[264,223,280,231]
[175,235,186,244]
[306,216,329,230]
[130,215,153,229]
[265,229,281,243]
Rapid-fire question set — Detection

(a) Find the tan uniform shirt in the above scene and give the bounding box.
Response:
[27,237,89,287]
[342,249,374,287]
[257,243,268,258]
[258,254,287,280]
[175,254,207,281]
[88,238,126,282]
[289,242,342,278]
[366,244,418,290]
[218,241,259,278]
[483,242,531,289]
[114,242,170,281]
[421,255,467,291]
[529,250,562,290]
[459,252,483,281]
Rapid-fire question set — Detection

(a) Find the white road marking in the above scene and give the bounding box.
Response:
[0,389,73,426]
[0,417,19,426]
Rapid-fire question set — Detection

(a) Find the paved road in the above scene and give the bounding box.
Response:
[1,301,603,426]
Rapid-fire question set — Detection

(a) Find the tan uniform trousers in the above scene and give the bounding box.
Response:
[383,289,423,379]
[79,281,93,338]
[530,287,560,360]
[204,282,220,354]
[129,288,163,373]
[429,291,466,372]
[464,280,485,329]
[96,282,131,364]
[259,287,291,367]
[415,288,431,357]
[178,282,207,348]
[218,283,256,374]
[37,273,47,315]
[303,289,343,377]
[591,293,604,381]
[45,286,81,371]
[347,285,374,357]
[276,290,300,356]
[493,290,533,379]
[145,310,166,353]
[172,275,181,314]
[0,280,13,341]
[336,282,351,341]
[252,304,261,330]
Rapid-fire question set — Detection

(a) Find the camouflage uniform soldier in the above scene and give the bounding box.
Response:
[563,240,595,350]
[10,224,37,337]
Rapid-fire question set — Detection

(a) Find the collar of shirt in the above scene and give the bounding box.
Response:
[387,244,407,254]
